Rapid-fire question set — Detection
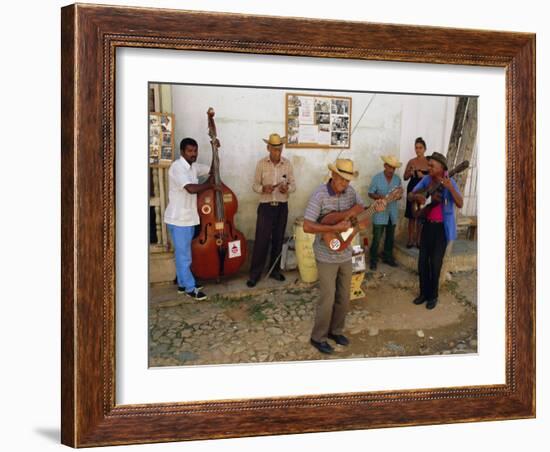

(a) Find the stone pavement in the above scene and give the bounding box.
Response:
[149,264,477,367]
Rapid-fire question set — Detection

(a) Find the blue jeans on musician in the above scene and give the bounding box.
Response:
[167,224,196,292]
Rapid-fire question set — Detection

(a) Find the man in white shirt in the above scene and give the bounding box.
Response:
[164,138,216,300]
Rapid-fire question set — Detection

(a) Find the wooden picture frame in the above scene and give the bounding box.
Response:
[285,92,352,148]
[61,3,535,447]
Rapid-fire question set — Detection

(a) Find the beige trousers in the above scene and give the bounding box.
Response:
[311,260,353,342]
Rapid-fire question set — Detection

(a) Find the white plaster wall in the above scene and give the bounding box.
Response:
[171,84,461,239]
[399,95,456,164]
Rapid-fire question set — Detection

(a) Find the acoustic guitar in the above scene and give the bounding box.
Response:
[319,186,403,252]
[411,160,469,219]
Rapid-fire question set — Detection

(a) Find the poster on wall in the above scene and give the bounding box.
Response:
[149,112,175,165]
[286,93,352,148]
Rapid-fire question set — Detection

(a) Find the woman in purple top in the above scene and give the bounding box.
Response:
[403,137,430,248]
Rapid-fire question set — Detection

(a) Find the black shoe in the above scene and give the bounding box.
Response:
[426,298,438,309]
[369,261,377,270]
[328,333,350,346]
[178,286,204,294]
[383,258,398,267]
[413,295,427,305]
[269,272,285,282]
[246,279,257,288]
[178,285,203,294]
[310,339,334,354]
[185,288,207,301]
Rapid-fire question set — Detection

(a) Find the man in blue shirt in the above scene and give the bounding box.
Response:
[408,152,463,310]
[368,155,403,270]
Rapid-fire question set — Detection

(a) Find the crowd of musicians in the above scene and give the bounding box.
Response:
[164,132,463,355]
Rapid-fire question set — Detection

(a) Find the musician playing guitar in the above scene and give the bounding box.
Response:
[303,159,386,354]
[407,152,464,310]
[368,155,404,270]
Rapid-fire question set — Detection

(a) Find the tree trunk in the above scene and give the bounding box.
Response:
[446,97,477,193]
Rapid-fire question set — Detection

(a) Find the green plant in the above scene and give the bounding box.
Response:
[248,301,274,322]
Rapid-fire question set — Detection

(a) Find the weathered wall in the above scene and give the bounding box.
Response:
[171,84,457,239]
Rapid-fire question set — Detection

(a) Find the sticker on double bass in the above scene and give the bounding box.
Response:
[228,240,242,258]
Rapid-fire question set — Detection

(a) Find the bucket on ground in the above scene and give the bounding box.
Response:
[294,217,318,283]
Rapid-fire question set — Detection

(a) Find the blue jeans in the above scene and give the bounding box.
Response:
[167,224,196,292]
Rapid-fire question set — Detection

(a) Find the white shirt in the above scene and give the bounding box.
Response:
[164,157,210,227]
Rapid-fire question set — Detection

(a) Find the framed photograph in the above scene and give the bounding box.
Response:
[149,112,174,165]
[61,3,535,448]
[286,92,352,148]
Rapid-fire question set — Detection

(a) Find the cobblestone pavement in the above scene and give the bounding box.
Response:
[149,265,477,367]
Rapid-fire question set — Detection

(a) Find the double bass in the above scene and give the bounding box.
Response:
[191,108,247,281]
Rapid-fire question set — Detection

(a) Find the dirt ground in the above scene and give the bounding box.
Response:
[148,264,477,367]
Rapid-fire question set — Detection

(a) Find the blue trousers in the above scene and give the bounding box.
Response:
[167,224,196,292]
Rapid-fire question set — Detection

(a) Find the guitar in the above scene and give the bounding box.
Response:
[319,186,403,252]
[411,160,469,219]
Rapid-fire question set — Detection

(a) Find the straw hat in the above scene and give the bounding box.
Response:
[327,159,359,181]
[262,133,286,147]
[381,155,402,168]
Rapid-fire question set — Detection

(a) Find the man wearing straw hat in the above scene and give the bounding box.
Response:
[303,159,386,354]
[368,155,403,270]
[246,133,296,288]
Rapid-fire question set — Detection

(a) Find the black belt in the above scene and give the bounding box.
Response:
[263,201,287,207]
[425,220,443,224]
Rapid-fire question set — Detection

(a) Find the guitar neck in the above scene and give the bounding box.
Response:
[355,204,376,223]
[355,196,392,223]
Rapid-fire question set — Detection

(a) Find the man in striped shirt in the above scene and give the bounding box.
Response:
[246,133,296,287]
[303,159,386,354]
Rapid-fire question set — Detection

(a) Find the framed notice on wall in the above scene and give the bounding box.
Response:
[149,112,175,165]
[285,93,352,149]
